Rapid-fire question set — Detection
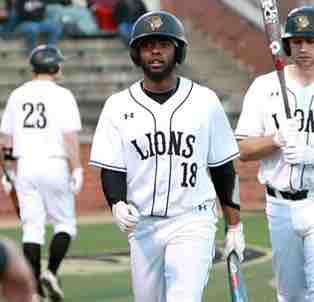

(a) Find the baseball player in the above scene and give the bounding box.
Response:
[236,6,314,302]
[90,10,245,302]
[0,44,83,302]
[0,238,35,302]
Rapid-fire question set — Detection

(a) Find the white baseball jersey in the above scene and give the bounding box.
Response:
[0,79,82,158]
[90,77,239,217]
[235,67,314,191]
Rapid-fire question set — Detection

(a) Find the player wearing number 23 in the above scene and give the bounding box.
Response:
[90,10,245,302]
[236,6,314,302]
[0,44,83,302]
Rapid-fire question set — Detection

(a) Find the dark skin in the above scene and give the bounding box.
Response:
[138,37,178,93]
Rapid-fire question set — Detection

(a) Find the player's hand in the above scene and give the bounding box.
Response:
[224,223,245,262]
[70,167,83,194]
[273,117,300,147]
[112,201,140,233]
[283,145,314,165]
[1,170,15,194]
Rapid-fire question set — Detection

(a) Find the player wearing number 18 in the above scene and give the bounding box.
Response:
[90,10,245,302]
[0,44,83,302]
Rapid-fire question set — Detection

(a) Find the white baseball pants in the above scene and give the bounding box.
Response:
[266,195,314,302]
[16,157,77,244]
[128,201,217,302]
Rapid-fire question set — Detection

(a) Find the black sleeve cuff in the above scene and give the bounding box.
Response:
[209,161,240,210]
[100,168,127,209]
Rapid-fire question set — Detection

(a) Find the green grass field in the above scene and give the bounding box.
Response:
[0,211,277,302]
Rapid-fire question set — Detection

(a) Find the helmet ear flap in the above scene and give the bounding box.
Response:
[130,47,141,66]
[282,39,291,56]
[175,43,186,64]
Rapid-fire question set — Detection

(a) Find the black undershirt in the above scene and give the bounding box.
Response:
[140,77,180,104]
[209,161,239,210]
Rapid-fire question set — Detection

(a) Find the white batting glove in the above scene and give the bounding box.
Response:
[112,201,140,233]
[224,223,245,262]
[273,118,300,147]
[70,167,84,194]
[283,145,314,165]
[1,170,15,194]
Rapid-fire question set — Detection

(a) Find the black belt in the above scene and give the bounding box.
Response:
[266,185,308,201]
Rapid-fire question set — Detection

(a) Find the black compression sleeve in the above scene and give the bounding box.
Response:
[209,161,240,210]
[0,241,8,278]
[100,168,127,209]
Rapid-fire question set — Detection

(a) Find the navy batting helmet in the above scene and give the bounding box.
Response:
[129,10,188,65]
[282,6,314,56]
[30,44,65,74]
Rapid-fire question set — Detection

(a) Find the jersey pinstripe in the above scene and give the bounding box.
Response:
[90,77,239,216]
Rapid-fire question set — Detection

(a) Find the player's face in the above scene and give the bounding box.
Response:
[290,37,314,69]
[138,37,176,82]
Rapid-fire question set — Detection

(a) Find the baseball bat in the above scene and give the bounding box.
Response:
[224,220,249,302]
[260,0,292,119]
[227,250,249,302]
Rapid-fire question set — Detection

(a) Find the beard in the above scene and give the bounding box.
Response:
[141,57,176,82]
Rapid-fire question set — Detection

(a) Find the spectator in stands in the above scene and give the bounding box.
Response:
[15,0,63,54]
[87,0,119,32]
[112,0,147,45]
[0,0,20,38]
[46,0,101,37]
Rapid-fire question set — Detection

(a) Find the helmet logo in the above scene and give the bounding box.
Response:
[147,15,163,32]
[294,15,311,32]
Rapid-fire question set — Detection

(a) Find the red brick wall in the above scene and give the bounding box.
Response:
[235,160,265,210]
[77,144,108,214]
[160,0,300,75]
[160,0,273,74]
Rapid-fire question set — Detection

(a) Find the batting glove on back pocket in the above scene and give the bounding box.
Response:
[112,201,140,233]
[70,167,84,194]
[224,223,245,262]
